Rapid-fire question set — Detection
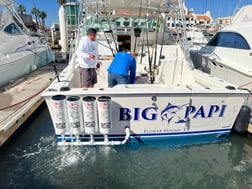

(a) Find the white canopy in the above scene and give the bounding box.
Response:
[79,0,181,12]
[230,5,252,28]
[223,5,252,47]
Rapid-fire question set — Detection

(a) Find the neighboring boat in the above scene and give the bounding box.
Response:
[190,5,252,93]
[42,0,248,146]
[187,30,208,49]
[0,0,54,87]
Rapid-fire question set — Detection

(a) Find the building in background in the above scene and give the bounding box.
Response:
[65,1,79,40]
[50,23,60,48]
[166,8,214,31]
[195,11,213,28]
[216,16,232,29]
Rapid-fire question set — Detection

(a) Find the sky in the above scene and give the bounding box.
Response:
[15,0,60,27]
[15,0,252,27]
[185,0,252,18]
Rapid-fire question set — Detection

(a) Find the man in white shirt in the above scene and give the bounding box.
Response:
[76,28,98,88]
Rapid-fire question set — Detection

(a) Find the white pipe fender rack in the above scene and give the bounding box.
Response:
[58,127,131,146]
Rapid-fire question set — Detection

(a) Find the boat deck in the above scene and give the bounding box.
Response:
[0,63,66,147]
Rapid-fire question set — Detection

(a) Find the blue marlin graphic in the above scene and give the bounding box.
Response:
[160,103,188,124]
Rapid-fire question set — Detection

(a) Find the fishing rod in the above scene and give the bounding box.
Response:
[97,14,115,57]
[94,2,115,57]
[146,0,164,84]
[133,0,143,54]
[153,0,163,72]
[145,26,152,71]
[143,0,154,83]
[152,13,159,72]
[102,3,119,53]
[158,16,167,66]
[140,28,145,64]
[147,12,159,84]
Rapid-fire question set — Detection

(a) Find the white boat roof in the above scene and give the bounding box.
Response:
[223,5,252,47]
[230,5,252,28]
[80,0,180,12]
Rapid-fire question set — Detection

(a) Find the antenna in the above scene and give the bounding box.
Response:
[231,0,242,23]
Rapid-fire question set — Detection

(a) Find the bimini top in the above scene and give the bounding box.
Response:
[79,0,181,12]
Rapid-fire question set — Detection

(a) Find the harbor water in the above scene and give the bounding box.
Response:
[0,104,252,189]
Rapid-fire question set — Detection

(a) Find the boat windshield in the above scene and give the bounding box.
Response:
[82,15,163,35]
[0,4,24,35]
[0,5,13,30]
[207,32,251,50]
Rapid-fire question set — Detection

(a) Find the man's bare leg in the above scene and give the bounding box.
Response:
[83,85,94,89]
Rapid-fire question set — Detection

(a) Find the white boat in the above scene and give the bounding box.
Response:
[42,0,249,146]
[187,30,208,49]
[0,0,54,87]
[190,5,252,94]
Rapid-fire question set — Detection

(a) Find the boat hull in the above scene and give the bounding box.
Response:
[44,89,246,145]
[56,129,231,145]
[0,46,53,87]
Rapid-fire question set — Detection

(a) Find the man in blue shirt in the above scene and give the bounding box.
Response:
[107,52,136,88]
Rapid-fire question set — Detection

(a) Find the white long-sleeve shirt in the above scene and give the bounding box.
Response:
[76,36,98,68]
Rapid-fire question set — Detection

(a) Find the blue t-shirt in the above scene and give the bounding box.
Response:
[107,52,136,84]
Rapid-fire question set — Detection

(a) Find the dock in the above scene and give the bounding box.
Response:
[0,63,66,147]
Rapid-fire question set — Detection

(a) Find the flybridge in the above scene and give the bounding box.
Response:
[80,0,178,12]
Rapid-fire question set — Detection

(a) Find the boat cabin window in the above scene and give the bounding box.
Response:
[123,21,130,27]
[116,22,120,27]
[207,32,250,50]
[4,23,22,35]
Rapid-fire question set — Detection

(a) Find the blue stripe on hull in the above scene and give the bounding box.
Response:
[56,129,231,144]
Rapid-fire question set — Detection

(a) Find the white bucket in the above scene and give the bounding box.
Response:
[51,95,66,134]
[97,96,112,134]
[82,96,98,134]
[66,96,83,135]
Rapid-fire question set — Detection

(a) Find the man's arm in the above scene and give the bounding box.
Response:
[129,59,136,84]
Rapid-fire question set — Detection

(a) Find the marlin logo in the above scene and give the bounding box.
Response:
[160,103,188,124]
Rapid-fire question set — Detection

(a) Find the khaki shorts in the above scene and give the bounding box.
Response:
[80,68,97,87]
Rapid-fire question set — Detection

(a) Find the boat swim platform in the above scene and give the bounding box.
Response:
[0,63,67,147]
